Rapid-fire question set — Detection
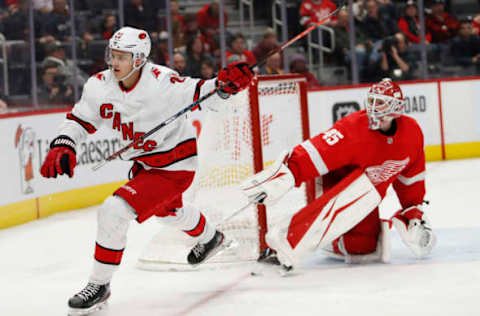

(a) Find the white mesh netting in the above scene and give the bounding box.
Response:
[137,77,310,271]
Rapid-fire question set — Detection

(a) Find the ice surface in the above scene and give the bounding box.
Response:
[1,159,479,316]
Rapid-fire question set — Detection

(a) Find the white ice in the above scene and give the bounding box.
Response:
[1,158,480,316]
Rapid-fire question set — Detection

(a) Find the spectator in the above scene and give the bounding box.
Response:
[196,1,228,32]
[1,0,33,40]
[377,0,398,36]
[153,31,169,66]
[333,7,369,69]
[299,0,337,29]
[98,13,117,40]
[184,13,200,43]
[361,0,394,42]
[289,54,322,89]
[33,0,52,14]
[252,27,280,62]
[42,0,87,41]
[172,52,186,75]
[37,61,74,105]
[450,20,480,71]
[398,1,431,44]
[377,32,415,81]
[426,0,459,43]
[200,59,217,80]
[352,0,367,23]
[226,33,257,67]
[473,14,480,35]
[170,0,185,49]
[124,0,155,33]
[41,41,88,87]
[259,52,284,75]
[185,36,209,78]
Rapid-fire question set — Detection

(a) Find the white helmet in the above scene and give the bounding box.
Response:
[106,27,151,80]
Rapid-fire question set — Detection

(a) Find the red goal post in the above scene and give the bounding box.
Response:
[137,74,315,270]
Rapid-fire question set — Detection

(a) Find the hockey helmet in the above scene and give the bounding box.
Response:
[106,27,151,74]
[365,78,405,130]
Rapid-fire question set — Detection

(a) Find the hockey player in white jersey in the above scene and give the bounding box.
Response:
[39,27,254,315]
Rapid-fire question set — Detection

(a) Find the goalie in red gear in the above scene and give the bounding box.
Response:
[40,26,254,315]
[242,78,435,270]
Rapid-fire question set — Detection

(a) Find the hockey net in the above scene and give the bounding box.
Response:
[137,75,314,270]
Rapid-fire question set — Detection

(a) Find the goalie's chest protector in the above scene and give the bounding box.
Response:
[342,112,423,197]
[94,67,197,171]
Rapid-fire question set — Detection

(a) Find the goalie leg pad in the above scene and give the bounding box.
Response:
[265,169,382,268]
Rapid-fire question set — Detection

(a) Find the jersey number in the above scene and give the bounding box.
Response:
[170,75,186,84]
[323,128,344,145]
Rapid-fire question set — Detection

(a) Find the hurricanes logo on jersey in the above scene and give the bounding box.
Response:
[365,157,410,185]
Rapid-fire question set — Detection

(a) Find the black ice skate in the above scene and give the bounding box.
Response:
[187,230,230,266]
[253,247,293,276]
[68,282,110,316]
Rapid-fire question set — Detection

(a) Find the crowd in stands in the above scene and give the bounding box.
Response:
[0,0,479,108]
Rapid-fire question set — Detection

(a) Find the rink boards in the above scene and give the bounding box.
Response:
[1,76,479,228]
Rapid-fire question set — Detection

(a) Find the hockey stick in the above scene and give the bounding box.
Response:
[219,193,267,226]
[92,3,345,171]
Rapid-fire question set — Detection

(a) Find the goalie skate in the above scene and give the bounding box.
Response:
[68,283,110,316]
[251,248,293,277]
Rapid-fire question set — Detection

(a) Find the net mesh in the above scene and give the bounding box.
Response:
[137,77,309,270]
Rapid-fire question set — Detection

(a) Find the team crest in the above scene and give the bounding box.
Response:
[365,157,410,185]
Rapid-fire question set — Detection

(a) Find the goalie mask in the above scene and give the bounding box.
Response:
[365,78,406,130]
[105,27,151,81]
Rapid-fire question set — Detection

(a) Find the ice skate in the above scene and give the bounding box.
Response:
[251,247,293,277]
[187,230,232,266]
[68,282,110,316]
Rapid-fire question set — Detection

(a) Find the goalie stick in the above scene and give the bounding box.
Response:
[92,2,346,171]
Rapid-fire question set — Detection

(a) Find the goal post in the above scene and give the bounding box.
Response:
[137,74,315,271]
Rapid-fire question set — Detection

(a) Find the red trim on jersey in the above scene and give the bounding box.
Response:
[192,79,206,111]
[299,81,316,204]
[118,68,143,93]
[94,243,124,265]
[437,82,446,160]
[132,138,197,168]
[66,113,97,134]
[184,213,206,237]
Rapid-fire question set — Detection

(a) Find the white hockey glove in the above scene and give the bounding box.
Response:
[240,150,295,206]
[391,205,436,258]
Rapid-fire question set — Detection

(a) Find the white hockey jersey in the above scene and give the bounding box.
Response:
[58,62,220,172]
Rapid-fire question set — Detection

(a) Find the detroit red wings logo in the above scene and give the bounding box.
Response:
[365,157,410,185]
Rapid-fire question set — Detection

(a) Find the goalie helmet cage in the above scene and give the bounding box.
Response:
[137,74,315,271]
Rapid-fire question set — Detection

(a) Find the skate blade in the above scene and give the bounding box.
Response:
[190,238,238,268]
[68,300,108,316]
[250,261,293,277]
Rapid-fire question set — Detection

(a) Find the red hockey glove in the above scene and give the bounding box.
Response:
[40,135,77,178]
[217,61,254,98]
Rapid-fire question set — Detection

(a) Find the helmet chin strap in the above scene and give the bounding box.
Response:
[110,57,146,82]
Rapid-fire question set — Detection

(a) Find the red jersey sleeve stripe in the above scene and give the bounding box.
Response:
[300,139,329,176]
[397,171,425,186]
[191,79,206,111]
[66,113,97,134]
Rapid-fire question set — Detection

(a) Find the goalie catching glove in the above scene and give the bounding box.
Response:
[240,150,295,206]
[216,61,254,99]
[391,205,436,258]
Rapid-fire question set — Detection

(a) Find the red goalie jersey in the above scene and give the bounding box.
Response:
[288,109,426,209]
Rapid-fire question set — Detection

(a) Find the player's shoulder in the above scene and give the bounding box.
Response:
[335,109,368,130]
[397,114,423,135]
[144,62,177,81]
[86,69,111,89]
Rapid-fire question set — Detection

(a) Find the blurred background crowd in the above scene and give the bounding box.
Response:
[0,0,479,111]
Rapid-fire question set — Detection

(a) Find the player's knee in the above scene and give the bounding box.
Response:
[342,233,378,255]
[99,196,137,222]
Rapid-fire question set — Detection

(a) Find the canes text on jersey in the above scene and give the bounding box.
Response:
[99,103,157,151]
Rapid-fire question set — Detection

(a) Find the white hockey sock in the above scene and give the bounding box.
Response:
[158,203,216,244]
[90,196,137,285]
